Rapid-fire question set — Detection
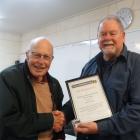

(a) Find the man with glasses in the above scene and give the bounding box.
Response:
[0,37,65,140]
[62,15,140,140]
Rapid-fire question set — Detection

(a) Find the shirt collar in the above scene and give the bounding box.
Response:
[118,44,128,62]
[96,43,128,62]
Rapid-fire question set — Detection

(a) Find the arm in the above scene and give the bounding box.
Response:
[62,100,75,124]
[77,54,140,136]
[50,78,65,140]
[97,56,140,136]
[0,75,54,138]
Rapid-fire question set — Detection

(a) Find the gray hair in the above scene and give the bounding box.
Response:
[97,15,124,34]
[28,36,52,51]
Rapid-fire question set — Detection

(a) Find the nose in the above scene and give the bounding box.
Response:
[40,55,45,60]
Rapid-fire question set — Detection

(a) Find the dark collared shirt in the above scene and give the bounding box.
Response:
[79,45,140,140]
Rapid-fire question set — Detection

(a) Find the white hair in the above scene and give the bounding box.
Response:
[28,36,52,51]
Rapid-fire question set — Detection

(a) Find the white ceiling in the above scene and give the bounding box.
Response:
[0,0,115,34]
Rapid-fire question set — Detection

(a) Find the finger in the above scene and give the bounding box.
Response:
[75,127,88,134]
[77,122,90,128]
[53,125,63,132]
[53,110,61,115]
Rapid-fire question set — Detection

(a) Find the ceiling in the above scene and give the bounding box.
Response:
[0,0,116,34]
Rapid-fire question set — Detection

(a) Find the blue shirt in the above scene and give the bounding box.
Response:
[79,45,140,140]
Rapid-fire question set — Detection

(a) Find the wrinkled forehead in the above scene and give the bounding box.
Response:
[29,39,53,55]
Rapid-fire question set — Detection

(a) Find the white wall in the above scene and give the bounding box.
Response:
[1,0,140,71]
[0,0,140,103]
[0,32,21,71]
[19,0,140,103]
[21,0,140,51]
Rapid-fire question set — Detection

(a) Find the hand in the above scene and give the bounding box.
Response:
[74,122,99,134]
[52,110,65,132]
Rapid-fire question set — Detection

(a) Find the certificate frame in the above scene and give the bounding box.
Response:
[66,75,112,123]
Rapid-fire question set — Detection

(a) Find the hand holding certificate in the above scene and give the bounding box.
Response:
[66,75,112,123]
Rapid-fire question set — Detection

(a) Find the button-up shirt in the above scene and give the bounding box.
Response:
[79,45,140,140]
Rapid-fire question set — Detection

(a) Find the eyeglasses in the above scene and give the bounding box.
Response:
[30,51,54,61]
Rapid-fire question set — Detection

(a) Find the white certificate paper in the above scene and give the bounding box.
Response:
[66,75,112,123]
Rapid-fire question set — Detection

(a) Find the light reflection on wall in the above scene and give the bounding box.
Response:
[50,29,140,104]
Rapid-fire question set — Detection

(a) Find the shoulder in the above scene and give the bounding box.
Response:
[0,63,24,82]
[83,57,97,69]
[1,65,17,76]
[127,50,140,57]
[81,54,99,77]
[127,50,140,65]
[126,51,140,76]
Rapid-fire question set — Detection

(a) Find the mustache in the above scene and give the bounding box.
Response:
[103,41,114,46]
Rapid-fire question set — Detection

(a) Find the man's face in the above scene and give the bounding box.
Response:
[97,19,125,60]
[26,40,53,80]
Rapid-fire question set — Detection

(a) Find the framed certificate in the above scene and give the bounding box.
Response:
[66,75,112,123]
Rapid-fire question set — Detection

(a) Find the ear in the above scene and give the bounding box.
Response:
[26,51,29,60]
[123,31,125,37]
[122,31,125,42]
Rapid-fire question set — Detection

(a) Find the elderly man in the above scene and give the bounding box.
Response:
[0,37,65,140]
[62,15,140,140]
